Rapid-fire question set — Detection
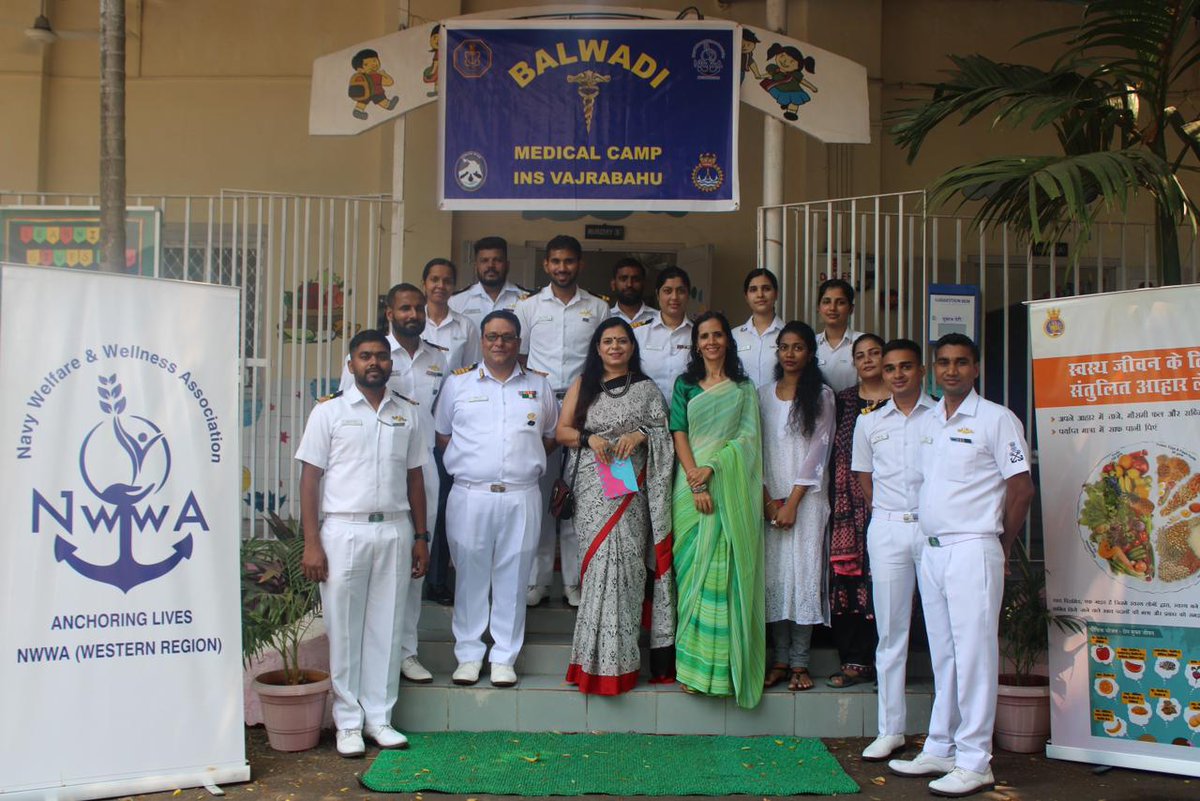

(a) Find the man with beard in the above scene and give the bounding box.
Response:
[449,236,528,331]
[608,257,655,326]
[515,234,608,608]
[339,283,446,686]
[298,329,429,757]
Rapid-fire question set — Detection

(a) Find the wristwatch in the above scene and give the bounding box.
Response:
[413,531,430,542]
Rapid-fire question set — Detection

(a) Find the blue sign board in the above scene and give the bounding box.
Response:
[439,20,740,211]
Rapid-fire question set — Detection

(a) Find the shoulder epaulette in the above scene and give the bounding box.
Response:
[528,367,549,377]
[450,283,475,296]
[318,390,343,403]
[516,284,534,295]
[517,291,533,301]
[453,363,478,375]
[595,293,611,304]
[631,319,652,329]
[423,339,449,351]
[391,390,419,405]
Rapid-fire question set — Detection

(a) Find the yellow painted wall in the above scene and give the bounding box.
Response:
[2,0,1194,308]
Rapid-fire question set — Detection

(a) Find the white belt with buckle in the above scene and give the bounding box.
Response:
[455,479,538,493]
[875,510,919,523]
[326,511,401,523]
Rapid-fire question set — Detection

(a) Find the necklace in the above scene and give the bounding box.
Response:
[602,373,633,398]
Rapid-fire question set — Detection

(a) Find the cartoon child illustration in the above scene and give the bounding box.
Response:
[759,43,817,121]
[348,48,399,120]
[423,24,440,98]
[740,29,764,82]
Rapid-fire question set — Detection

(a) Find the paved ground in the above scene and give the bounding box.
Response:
[119,727,1196,801]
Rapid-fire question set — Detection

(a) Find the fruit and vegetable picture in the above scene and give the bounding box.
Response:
[1078,444,1200,592]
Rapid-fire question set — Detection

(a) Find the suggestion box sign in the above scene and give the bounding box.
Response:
[438,20,740,211]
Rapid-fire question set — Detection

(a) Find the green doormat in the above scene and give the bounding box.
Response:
[360,731,859,796]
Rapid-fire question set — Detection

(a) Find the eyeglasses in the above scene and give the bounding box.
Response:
[483,333,519,344]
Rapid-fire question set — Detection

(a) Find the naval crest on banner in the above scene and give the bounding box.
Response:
[1044,307,1065,338]
[454,38,493,78]
[692,39,726,80]
[691,153,724,192]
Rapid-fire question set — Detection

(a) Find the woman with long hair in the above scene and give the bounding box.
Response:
[670,311,765,708]
[557,318,676,694]
[760,322,836,692]
[827,333,889,687]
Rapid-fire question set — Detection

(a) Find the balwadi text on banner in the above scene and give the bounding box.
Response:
[438,20,740,211]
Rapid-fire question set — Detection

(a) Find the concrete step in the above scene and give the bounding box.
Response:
[393,673,935,738]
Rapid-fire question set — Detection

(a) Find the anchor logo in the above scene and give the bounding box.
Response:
[53,374,194,592]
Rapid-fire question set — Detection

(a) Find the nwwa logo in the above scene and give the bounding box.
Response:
[32,374,209,592]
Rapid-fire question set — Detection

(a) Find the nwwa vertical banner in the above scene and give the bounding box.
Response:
[0,265,248,798]
[1029,286,1200,777]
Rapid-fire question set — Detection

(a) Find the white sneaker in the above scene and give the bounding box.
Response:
[401,655,433,683]
[363,724,409,749]
[862,734,905,761]
[335,729,365,758]
[490,662,518,687]
[526,585,547,606]
[563,585,582,607]
[452,660,482,685]
[929,766,995,797]
[888,751,956,777]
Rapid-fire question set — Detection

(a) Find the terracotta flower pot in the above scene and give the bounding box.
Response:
[252,669,331,752]
[995,674,1050,754]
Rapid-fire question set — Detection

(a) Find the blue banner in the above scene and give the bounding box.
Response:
[439,21,739,211]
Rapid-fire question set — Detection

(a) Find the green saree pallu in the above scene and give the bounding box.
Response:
[671,378,765,709]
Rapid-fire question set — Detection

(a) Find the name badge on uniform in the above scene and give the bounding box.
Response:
[426,368,443,377]
[467,395,488,403]
[340,419,363,427]
[537,315,553,323]
[871,432,890,444]
[920,435,933,445]
[464,306,481,315]
[519,390,538,399]
[736,343,751,352]
[675,344,689,350]
[950,436,973,444]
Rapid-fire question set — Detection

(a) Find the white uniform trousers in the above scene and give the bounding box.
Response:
[398,458,438,662]
[531,448,580,591]
[866,516,924,737]
[447,482,541,665]
[916,534,1004,775]
[319,515,413,731]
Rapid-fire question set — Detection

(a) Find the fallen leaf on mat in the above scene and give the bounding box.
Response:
[871,776,886,786]
[741,746,751,750]
[521,755,540,763]
[172,792,181,797]
[774,739,784,745]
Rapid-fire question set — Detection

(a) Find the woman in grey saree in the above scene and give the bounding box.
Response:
[558,318,676,694]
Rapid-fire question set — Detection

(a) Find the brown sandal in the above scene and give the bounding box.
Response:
[788,667,814,692]
[764,663,790,688]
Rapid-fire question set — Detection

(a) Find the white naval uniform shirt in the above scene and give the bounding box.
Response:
[634,312,693,402]
[851,392,938,513]
[294,383,427,514]
[515,285,608,391]
[434,363,559,484]
[423,306,480,372]
[448,282,526,332]
[816,327,862,393]
[733,315,784,388]
[917,390,1030,537]
[339,333,447,452]
[610,303,656,327]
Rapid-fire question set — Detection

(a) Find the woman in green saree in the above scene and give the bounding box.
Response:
[669,311,765,709]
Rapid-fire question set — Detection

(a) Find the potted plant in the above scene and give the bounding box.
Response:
[995,540,1084,753]
[242,512,330,752]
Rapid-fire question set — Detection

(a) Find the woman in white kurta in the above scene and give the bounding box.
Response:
[759,321,836,692]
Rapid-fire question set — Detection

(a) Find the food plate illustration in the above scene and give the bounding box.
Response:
[1078,443,1200,592]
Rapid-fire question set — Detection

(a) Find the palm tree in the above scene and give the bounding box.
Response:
[99,0,126,274]
[890,0,1200,286]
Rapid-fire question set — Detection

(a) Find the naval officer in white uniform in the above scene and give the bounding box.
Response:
[514,234,608,607]
[851,338,937,762]
[733,268,784,388]
[449,236,527,331]
[888,333,1034,798]
[422,257,478,372]
[435,310,558,688]
[608,256,656,327]
[339,283,445,686]
[298,328,429,757]
[815,278,862,393]
[634,265,694,401]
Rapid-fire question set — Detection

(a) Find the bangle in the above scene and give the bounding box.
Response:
[413,531,430,542]
[579,428,592,448]
[690,484,708,494]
